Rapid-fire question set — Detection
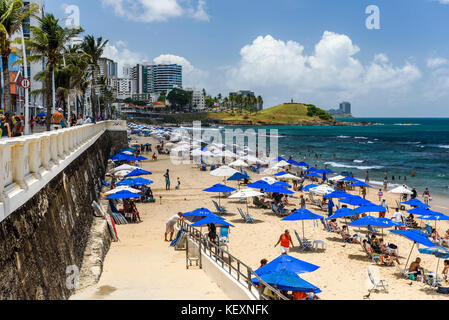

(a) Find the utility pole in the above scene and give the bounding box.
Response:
[21,26,30,135]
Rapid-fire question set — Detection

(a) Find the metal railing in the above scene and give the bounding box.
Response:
[178,220,289,300]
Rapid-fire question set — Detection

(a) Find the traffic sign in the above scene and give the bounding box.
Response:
[20,78,31,89]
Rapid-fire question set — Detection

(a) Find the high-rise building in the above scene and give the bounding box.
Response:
[185,87,205,110]
[150,64,182,93]
[339,102,351,114]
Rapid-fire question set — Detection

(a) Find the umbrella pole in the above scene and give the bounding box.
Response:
[404,242,416,273]
[302,221,305,240]
[435,258,440,286]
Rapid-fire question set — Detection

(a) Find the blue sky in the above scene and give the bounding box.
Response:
[44,0,449,117]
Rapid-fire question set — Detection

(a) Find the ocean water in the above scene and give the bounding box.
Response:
[223,118,449,197]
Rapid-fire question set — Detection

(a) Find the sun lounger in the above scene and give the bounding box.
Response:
[367,266,388,293]
[294,230,313,251]
[219,227,230,250]
[238,208,254,223]
[212,200,227,215]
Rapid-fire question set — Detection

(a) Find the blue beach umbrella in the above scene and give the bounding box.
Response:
[353,205,387,215]
[417,213,449,221]
[401,199,429,208]
[339,196,372,206]
[105,191,142,200]
[252,269,321,293]
[274,156,286,162]
[303,184,318,192]
[183,208,220,222]
[349,216,402,228]
[328,207,357,220]
[390,229,436,270]
[323,190,352,199]
[261,186,294,195]
[111,154,129,162]
[125,168,152,178]
[191,215,234,227]
[282,209,324,239]
[203,184,237,205]
[349,181,372,188]
[418,246,449,284]
[255,255,320,276]
[274,171,288,177]
[287,159,297,164]
[227,171,249,181]
[408,207,437,216]
[247,180,271,189]
[116,177,153,187]
[295,161,310,167]
[135,156,148,161]
[306,167,318,173]
[272,181,292,189]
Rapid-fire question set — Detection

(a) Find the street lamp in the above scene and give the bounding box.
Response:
[20,26,30,135]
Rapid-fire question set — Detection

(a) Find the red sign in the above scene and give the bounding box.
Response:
[20,78,31,89]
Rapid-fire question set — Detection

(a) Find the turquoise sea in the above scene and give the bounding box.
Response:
[226,118,449,197]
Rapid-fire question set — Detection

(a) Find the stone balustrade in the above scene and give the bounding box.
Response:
[0,120,127,223]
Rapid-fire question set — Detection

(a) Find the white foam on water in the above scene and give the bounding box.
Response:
[325,161,384,170]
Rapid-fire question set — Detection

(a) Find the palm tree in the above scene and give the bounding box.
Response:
[80,35,108,123]
[20,13,82,130]
[0,0,38,113]
[257,95,263,111]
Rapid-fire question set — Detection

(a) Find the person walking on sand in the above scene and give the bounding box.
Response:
[378,189,383,202]
[274,230,294,254]
[299,194,306,209]
[365,171,369,183]
[423,188,431,205]
[164,169,171,190]
[165,212,184,242]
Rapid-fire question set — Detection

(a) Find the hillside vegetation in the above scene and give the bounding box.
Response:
[207,103,334,125]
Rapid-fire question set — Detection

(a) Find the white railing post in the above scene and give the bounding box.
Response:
[11,140,28,188]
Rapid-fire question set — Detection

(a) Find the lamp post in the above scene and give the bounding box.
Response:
[20,26,30,135]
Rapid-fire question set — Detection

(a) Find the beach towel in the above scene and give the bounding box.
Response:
[170,230,183,247]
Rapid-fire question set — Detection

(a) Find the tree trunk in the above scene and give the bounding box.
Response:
[45,65,53,131]
[2,54,12,114]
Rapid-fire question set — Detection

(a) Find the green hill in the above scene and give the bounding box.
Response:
[208,103,335,125]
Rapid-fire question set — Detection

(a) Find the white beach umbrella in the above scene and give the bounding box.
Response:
[122,151,133,155]
[278,173,301,180]
[210,166,239,177]
[260,176,278,185]
[110,164,139,173]
[309,184,335,195]
[389,185,413,195]
[114,170,132,177]
[273,160,290,168]
[104,186,142,195]
[229,159,249,168]
[329,175,346,182]
[229,188,263,214]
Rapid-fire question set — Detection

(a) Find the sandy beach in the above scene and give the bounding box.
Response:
[72,133,449,300]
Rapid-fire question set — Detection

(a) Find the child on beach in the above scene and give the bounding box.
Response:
[175,177,181,190]
[378,189,383,202]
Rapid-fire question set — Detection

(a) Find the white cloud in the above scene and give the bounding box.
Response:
[227,32,421,107]
[427,57,449,68]
[437,0,449,4]
[102,0,209,23]
[102,41,151,76]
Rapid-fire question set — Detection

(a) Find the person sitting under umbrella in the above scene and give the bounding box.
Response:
[329,219,341,233]
[431,228,442,245]
[409,257,425,281]
[129,199,142,223]
[443,260,449,282]
[379,238,400,265]
[207,223,218,243]
[341,225,360,244]
[406,213,419,229]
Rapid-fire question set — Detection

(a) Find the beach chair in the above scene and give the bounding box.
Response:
[270,202,280,217]
[368,225,381,234]
[367,266,389,293]
[108,200,128,224]
[238,208,254,223]
[294,230,313,251]
[212,200,227,215]
[322,219,332,232]
[425,224,433,237]
[253,197,268,209]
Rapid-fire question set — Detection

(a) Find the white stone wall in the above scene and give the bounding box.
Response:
[0,120,127,222]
